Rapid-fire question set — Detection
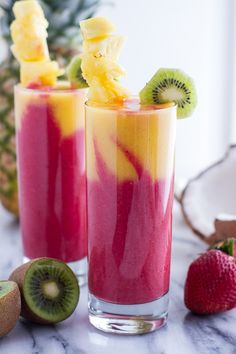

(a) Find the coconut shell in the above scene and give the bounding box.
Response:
[208,218,236,244]
[180,145,236,245]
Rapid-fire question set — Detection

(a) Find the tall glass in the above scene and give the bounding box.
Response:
[86,101,176,334]
[15,83,87,284]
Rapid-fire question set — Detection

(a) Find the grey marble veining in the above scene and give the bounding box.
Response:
[0,202,235,354]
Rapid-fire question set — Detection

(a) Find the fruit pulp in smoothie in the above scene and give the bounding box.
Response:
[15,84,87,263]
[86,101,176,304]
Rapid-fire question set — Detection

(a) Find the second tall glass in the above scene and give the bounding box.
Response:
[15,83,88,284]
[86,102,176,334]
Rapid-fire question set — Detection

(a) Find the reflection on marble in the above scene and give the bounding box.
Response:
[0,202,235,354]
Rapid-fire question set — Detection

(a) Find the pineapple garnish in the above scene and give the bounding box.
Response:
[20,61,62,87]
[10,0,62,87]
[80,17,115,40]
[80,17,129,104]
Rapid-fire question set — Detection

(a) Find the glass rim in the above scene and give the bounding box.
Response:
[85,99,177,114]
[14,81,88,95]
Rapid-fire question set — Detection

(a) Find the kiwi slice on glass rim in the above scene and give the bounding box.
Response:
[9,258,80,324]
[139,68,197,118]
[67,55,88,89]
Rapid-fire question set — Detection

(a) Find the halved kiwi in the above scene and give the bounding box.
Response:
[139,68,197,118]
[67,55,88,89]
[9,258,80,324]
[0,281,21,337]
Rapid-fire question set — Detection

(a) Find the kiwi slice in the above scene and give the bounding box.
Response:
[0,281,21,337]
[67,55,88,89]
[9,258,80,324]
[139,68,197,118]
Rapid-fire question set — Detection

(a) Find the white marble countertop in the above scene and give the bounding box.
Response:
[0,202,235,354]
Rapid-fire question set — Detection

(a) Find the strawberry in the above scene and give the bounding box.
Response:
[184,239,236,315]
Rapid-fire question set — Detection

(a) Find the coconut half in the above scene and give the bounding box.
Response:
[180,145,236,244]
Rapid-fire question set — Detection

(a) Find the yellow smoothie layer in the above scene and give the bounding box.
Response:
[15,84,86,137]
[86,103,176,181]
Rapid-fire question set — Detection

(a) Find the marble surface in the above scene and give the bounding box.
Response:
[0,202,235,354]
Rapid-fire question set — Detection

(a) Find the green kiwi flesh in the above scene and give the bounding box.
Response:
[10,258,80,324]
[24,258,80,324]
[0,281,16,297]
[139,68,197,119]
[0,281,21,337]
[67,55,88,89]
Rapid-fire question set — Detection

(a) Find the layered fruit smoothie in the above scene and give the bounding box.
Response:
[15,84,87,263]
[80,16,196,334]
[86,101,176,304]
[10,0,89,281]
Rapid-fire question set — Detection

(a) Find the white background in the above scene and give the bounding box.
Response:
[97,0,236,180]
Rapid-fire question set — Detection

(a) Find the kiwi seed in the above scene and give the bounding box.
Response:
[9,258,80,325]
[0,281,21,337]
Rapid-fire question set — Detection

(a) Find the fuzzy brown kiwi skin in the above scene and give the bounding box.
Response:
[9,258,56,325]
[0,281,21,337]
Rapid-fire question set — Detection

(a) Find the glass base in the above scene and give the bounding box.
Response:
[23,256,88,287]
[88,292,169,335]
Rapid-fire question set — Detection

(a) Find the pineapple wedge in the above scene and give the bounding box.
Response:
[10,0,62,87]
[11,17,49,62]
[80,17,115,40]
[11,0,49,62]
[20,61,63,87]
[88,78,129,103]
[13,0,45,18]
[83,35,125,61]
[81,17,129,103]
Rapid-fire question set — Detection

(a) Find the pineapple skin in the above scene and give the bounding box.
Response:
[0,0,101,216]
[0,58,19,216]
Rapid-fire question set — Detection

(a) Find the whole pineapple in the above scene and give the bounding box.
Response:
[0,0,101,216]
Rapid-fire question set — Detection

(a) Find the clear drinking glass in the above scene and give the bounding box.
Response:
[86,101,176,334]
[15,83,88,285]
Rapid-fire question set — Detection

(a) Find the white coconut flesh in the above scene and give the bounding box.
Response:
[181,145,236,241]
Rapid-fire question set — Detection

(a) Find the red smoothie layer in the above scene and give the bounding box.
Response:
[17,99,87,262]
[88,139,174,304]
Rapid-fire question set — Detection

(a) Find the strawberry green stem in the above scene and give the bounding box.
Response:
[211,238,235,257]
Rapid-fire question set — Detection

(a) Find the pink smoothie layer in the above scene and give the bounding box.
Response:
[17,100,87,262]
[88,139,174,305]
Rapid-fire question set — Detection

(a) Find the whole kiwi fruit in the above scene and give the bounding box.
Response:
[0,281,21,337]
